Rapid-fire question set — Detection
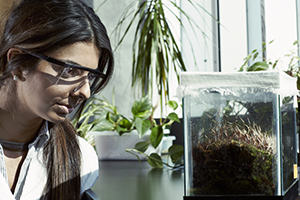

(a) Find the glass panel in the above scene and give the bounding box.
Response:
[184,91,278,196]
[182,71,298,197]
[281,96,298,194]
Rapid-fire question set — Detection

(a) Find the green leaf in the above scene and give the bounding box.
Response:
[147,153,163,168]
[134,118,151,138]
[134,141,150,152]
[93,119,114,132]
[239,54,252,71]
[297,77,300,90]
[134,110,152,119]
[131,96,152,117]
[168,145,184,164]
[109,113,122,123]
[116,126,130,136]
[251,49,257,54]
[293,40,299,45]
[98,110,109,120]
[167,100,178,110]
[119,118,132,130]
[247,62,269,71]
[150,126,163,148]
[252,52,259,61]
[166,112,180,123]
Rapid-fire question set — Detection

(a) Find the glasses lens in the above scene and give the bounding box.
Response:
[89,74,104,95]
[65,72,104,94]
[45,64,86,83]
[27,51,106,95]
[44,64,93,92]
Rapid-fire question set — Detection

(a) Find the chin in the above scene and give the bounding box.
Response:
[47,113,68,124]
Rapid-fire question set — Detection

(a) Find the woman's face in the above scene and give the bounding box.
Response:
[16,42,100,123]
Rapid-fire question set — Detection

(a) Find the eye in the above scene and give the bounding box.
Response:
[87,73,98,84]
[88,73,97,80]
[62,67,83,78]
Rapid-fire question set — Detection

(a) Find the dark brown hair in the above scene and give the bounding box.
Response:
[0,0,113,199]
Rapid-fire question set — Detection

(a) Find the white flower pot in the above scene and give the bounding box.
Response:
[90,130,163,160]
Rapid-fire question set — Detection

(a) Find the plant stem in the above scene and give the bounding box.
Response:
[125,148,182,169]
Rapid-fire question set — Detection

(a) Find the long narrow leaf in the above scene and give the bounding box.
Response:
[110,0,217,117]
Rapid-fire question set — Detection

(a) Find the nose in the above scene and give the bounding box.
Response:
[71,79,91,100]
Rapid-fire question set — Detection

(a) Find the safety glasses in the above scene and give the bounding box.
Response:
[25,51,107,95]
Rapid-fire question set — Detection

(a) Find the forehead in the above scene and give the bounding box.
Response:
[48,42,100,70]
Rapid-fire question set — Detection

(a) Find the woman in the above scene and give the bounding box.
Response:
[0,0,113,199]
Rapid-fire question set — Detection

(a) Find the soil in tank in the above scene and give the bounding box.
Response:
[191,119,275,196]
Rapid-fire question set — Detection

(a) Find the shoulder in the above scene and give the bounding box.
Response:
[77,136,99,193]
[77,136,98,161]
[77,136,99,172]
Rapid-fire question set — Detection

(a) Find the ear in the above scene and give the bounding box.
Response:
[7,48,25,81]
[7,47,23,62]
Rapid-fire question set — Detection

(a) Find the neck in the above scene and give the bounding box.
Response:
[0,109,44,144]
[0,139,30,151]
[0,86,44,143]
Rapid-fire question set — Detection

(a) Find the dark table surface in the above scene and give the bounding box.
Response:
[92,160,184,200]
[93,160,300,200]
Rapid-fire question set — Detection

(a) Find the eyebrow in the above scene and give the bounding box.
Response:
[64,59,83,66]
[64,59,96,70]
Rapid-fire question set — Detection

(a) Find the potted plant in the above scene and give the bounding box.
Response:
[72,94,183,168]
[73,0,213,168]
[239,40,300,166]
[111,0,212,117]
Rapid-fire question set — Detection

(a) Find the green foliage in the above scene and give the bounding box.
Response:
[74,95,152,137]
[238,40,300,130]
[125,98,183,169]
[239,40,274,72]
[73,94,183,169]
[125,143,184,169]
[246,61,269,71]
[239,40,300,80]
[150,125,163,148]
[134,141,150,152]
[147,153,164,168]
[114,0,187,97]
[111,0,212,117]
[131,96,152,118]
[168,144,184,165]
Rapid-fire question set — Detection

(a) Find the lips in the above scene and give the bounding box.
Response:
[57,104,74,114]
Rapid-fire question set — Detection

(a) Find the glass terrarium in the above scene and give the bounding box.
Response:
[180,71,298,199]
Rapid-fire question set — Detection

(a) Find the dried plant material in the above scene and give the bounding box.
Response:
[191,119,275,196]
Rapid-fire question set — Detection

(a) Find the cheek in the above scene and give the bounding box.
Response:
[21,73,65,107]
